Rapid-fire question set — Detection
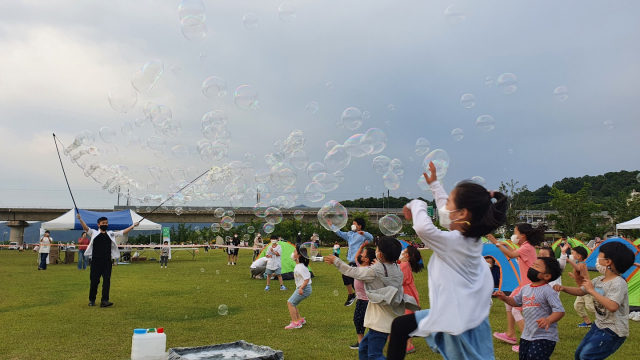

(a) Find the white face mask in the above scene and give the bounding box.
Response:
[596,260,608,275]
[438,208,459,230]
[271,240,277,244]
[511,234,519,244]
[351,224,357,231]
[291,253,296,260]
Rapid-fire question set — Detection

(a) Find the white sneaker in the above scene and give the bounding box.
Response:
[633,312,640,322]
[629,312,636,320]
[227,262,230,265]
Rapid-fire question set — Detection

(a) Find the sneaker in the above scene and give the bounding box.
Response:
[511,345,519,353]
[350,343,360,350]
[88,301,95,306]
[344,294,356,307]
[633,313,640,322]
[280,285,288,291]
[493,332,517,345]
[406,346,416,353]
[227,262,231,265]
[100,301,114,308]
[300,317,306,325]
[284,321,302,330]
[578,322,592,328]
[264,285,270,291]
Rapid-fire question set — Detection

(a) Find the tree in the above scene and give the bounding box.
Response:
[499,179,532,236]
[547,183,607,237]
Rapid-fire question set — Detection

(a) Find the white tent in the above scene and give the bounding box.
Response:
[615,215,640,235]
[41,208,161,231]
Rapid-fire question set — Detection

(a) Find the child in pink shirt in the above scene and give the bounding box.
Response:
[399,245,423,353]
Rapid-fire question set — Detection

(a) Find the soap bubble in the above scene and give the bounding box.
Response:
[294,210,304,220]
[471,176,486,186]
[243,13,258,29]
[278,3,296,22]
[385,121,391,126]
[307,162,327,179]
[444,5,466,25]
[221,217,234,231]
[388,104,395,111]
[199,52,208,61]
[334,171,345,183]
[290,150,309,170]
[324,146,351,173]
[265,207,283,225]
[383,172,400,190]
[344,134,371,158]
[171,65,181,75]
[147,179,159,190]
[218,304,228,316]
[178,0,205,20]
[417,175,430,191]
[313,172,339,192]
[326,82,333,90]
[554,86,568,102]
[497,73,518,94]
[106,145,118,157]
[304,182,325,203]
[460,94,475,108]
[253,203,268,217]
[508,149,514,155]
[341,107,363,130]
[603,120,613,130]
[364,128,387,155]
[333,290,339,297]
[243,234,250,242]
[270,163,297,187]
[379,214,403,236]
[247,226,255,234]
[476,115,495,132]
[234,85,259,110]
[99,127,116,143]
[202,76,228,99]
[175,207,184,216]
[284,186,299,199]
[126,137,141,149]
[108,84,137,113]
[214,207,225,217]
[305,102,319,114]
[147,136,166,151]
[131,59,163,94]
[415,138,430,156]
[180,15,208,42]
[325,140,338,152]
[365,186,372,192]
[299,242,318,259]
[424,149,450,179]
[263,223,275,234]
[389,158,404,176]
[172,145,189,159]
[121,123,133,136]
[485,76,493,86]
[317,200,348,230]
[80,130,95,146]
[223,210,236,221]
[451,128,464,141]
[372,156,391,174]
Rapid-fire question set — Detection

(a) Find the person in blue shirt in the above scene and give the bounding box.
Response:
[328,217,373,306]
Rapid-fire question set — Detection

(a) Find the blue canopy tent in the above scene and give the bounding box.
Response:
[585,237,640,278]
[41,208,161,232]
[482,243,521,294]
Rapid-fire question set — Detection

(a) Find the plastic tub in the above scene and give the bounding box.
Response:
[131,328,166,360]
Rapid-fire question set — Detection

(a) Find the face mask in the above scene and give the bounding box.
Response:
[291,253,296,260]
[486,262,493,268]
[271,240,277,244]
[527,268,542,283]
[99,225,108,231]
[438,208,460,230]
[596,260,608,275]
[511,234,519,244]
[351,225,357,231]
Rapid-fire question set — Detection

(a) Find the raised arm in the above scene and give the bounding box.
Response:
[405,198,451,254]
[355,240,369,263]
[76,213,90,232]
[122,222,139,235]
[324,256,376,282]
[487,234,520,259]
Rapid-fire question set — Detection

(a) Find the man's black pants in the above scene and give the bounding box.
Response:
[89,257,112,302]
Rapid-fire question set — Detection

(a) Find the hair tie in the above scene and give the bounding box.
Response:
[489,191,495,198]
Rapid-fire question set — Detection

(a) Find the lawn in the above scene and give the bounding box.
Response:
[0,248,638,360]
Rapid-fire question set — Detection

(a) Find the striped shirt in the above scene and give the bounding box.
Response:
[513,283,565,342]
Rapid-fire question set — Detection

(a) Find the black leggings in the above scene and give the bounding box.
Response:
[387,314,418,360]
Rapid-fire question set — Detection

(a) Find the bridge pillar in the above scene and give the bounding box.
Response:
[7,220,29,245]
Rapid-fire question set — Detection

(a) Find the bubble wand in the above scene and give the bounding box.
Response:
[52,133,79,214]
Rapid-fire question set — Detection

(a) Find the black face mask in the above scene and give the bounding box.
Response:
[527,268,543,283]
[99,225,108,231]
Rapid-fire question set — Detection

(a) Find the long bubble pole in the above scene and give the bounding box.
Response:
[52,133,79,214]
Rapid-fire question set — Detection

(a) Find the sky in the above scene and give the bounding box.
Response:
[1,0,639,210]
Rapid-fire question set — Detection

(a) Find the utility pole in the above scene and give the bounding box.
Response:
[126,189,130,207]
[381,192,385,210]
[117,186,120,206]
[257,189,261,204]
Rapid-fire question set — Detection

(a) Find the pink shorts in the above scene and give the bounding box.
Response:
[505,286,524,322]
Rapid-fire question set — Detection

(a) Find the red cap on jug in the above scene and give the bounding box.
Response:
[157,328,164,333]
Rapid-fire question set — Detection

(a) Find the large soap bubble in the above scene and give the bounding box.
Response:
[344,134,371,158]
[373,155,391,174]
[290,149,309,170]
[476,115,495,132]
[253,202,268,217]
[451,128,464,141]
[497,73,518,94]
[294,210,304,220]
[313,172,339,192]
[147,136,166,151]
[172,145,189,159]
[263,223,275,234]
[221,216,234,230]
[234,85,259,110]
[270,163,297,187]
[317,200,348,231]
[389,158,404,176]
[417,175,430,191]
[364,128,387,155]
[202,76,228,99]
[178,0,205,20]
[180,15,208,42]
[415,138,430,156]
[99,127,116,143]
[460,94,475,108]
[108,84,137,113]
[131,60,163,94]
[299,242,318,259]
[265,207,283,225]
[278,3,296,22]
[325,140,338,152]
[471,176,486,186]
[304,182,325,203]
[307,162,327,179]
[341,107,363,130]
[423,149,450,179]
[324,145,351,173]
[379,214,402,236]
[383,172,400,190]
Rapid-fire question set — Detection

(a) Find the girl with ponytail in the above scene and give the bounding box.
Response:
[387,162,507,360]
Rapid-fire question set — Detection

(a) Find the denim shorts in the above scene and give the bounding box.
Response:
[265,267,281,275]
[288,284,312,306]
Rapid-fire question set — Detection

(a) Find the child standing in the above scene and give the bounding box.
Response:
[494,257,565,360]
[284,246,312,329]
[334,241,341,257]
[160,241,170,268]
[537,245,567,287]
[399,246,422,354]
[265,239,287,291]
[555,242,635,360]
[387,162,508,360]
[350,241,376,350]
[565,246,594,328]
[325,236,415,360]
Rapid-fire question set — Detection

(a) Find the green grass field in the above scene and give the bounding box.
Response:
[0,248,638,360]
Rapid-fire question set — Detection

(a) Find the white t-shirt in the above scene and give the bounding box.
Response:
[250,257,269,269]
[294,263,312,288]
[266,244,282,270]
[39,237,51,254]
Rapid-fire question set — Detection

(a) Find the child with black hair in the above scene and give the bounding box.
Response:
[399,246,422,354]
[160,241,170,268]
[324,236,417,359]
[350,241,376,350]
[490,223,545,352]
[538,244,567,288]
[494,257,565,360]
[564,245,595,328]
[555,242,635,359]
[285,246,312,329]
[387,163,508,360]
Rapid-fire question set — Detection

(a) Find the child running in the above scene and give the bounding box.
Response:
[284,245,312,329]
[325,236,417,359]
[399,245,422,354]
[350,241,376,350]
[555,241,635,360]
[494,257,565,360]
[387,162,508,360]
[565,246,594,328]
[489,224,545,352]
